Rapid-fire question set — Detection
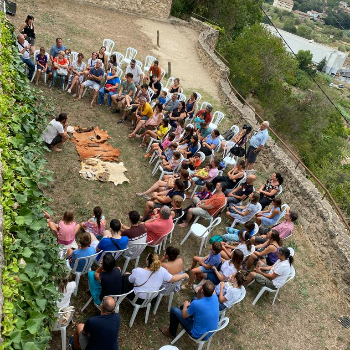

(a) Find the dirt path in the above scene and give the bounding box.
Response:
[136,18,220,100]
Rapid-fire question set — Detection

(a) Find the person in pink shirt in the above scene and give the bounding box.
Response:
[252,207,298,244]
[44,210,80,248]
[145,206,174,244]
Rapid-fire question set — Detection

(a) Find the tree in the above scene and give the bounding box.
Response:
[221,23,297,107]
[296,24,313,39]
[283,18,297,33]
[296,50,313,70]
[317,57,327,71]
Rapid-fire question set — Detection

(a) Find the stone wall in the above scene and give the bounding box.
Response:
[74,0,172,19]
[189,17,350,301]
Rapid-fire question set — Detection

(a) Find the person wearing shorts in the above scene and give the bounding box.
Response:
[246,121,269,170]
[75,59,104,108]
[70,297,120,350]
[41,113,69,152]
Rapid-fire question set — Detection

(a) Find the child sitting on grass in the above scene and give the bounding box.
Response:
[182,241,222,290]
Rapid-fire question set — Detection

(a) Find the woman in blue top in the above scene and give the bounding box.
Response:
[185,92,198,119]
[180,134,199,159]
[96,219,129,260]
[256,198,282,227]
[199,129,221,156]
[98,66,121,106]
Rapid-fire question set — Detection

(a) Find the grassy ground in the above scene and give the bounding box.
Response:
[8,1,350,349]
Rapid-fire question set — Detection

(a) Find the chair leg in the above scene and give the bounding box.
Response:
[198,341,205,350]
[159,171,165,181]
[171,329,186,345]
[180,230,193,246]
[129,305,140,327]
[60,326,66,350]
[252,287,267,306]
[272,288,280,305]
[74,274,81,296]
[145,303,151,324]
[199,237,205,255]
[81,297,93,312]
[206,336,213,350]
[193,216,199,225]
[153,294,163,315]
[191,185,198,198]
[168,292,174,312]
[135,256,140,269]
[122,257,130,274]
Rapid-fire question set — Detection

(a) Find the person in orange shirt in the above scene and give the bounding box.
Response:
[144,60,161,83]
[178,182,227,227]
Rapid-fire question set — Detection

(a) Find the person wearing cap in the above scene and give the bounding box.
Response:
[194,105,213,124]
[246,121,269,170]
[125,59,143,89]
[144,206,174,244]
[163,93,179,115]
[197,121,212,141]
[244,247,294,289]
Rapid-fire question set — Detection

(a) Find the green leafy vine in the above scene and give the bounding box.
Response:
[0,14,65,349]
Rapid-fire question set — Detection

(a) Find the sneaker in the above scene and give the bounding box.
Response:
[125,105,132,110]
[69,336,75,350]
[72,93,77,98]
[117,120,124,124]
[67,89,71,94]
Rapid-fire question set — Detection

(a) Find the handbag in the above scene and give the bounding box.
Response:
[209,235,223,244]
[230,145,245,157]
[56,59,68,76]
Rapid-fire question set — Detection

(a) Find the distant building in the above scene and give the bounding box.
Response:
[273,0,294,12]
[339,1,348,9]
[265,24,348,74]
[293,10,310,20]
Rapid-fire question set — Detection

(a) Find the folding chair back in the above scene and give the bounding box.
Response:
[99,249,128,261]
[103,39,115,55]
[112,51,125,66]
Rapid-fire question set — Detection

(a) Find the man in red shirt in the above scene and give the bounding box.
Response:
[195,105,213,124]
[145,206,174,244]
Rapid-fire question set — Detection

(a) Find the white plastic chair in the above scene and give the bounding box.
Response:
[111,51,125,66]
[153,278,186,315]
[252,266,295,305]
[81,290,134,313]
[128,289,164,327]
[122,242,148,274]
[276,185,283,198]
[31,50,50,83]
[195,92,202,103]
[219,125,240,155]
[163,77,175,93]
[103,39,115,56]
[209,111,225,130]
[178,93,187,102]
[261,203,289,231]
[148,87,155,100]
[193,197,227,227]
[170,211,185,243]
[143,55,157,74]
[53,307,75,350]
[231,202,262,228]
[160,68,166,81]
[70,51,79,64]
[98,249,128,262]
[219,287,246,320]
[148,224,174,254]
[180,217,222,255]
[151,154,184,180]
[115,66,123,79]
[200,101,212,111]
[66,252,99,296]
[121,47,137,67]
[135,60,143,69]
[171,316,229,350]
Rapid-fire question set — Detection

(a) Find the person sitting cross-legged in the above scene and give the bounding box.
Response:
[159,280,219,341]
[70,296,120,350]
[75,59,104,108]
[178,182,227,228]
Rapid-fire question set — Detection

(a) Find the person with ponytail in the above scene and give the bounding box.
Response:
[127,252,188,304]
[81,206,107,240]
[220,230,255,260]
[215,272,245,311]
[57,272,76,309]
[246,229,282,270]
[205,249,244,286]
[244,247,294,289]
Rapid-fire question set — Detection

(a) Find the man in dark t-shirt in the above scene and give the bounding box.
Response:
[225,175,256,205]
[70,297,120,350]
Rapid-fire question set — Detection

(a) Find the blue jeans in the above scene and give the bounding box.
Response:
[51,70,65,89]
[98,87,116,106]
[169,306,194,338]
[21,56,35,80]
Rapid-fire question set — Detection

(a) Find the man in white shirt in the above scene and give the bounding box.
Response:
[41,113,69,152]
[17,34,35,80]
[125,59,143,90]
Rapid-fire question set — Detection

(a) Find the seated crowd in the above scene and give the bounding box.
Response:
[19,30,299,350]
